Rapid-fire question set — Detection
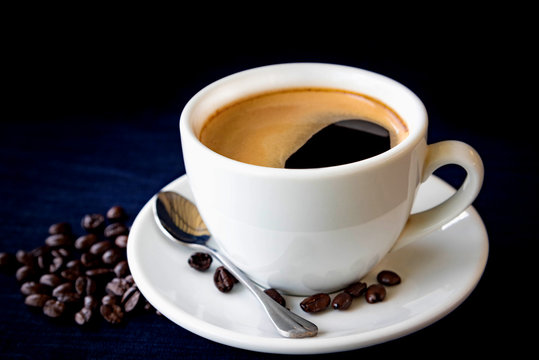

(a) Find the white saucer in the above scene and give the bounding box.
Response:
[127,175,488,354]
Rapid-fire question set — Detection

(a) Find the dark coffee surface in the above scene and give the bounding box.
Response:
[285,121,390,168]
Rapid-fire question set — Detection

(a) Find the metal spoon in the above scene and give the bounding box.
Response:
[152,190,318,338]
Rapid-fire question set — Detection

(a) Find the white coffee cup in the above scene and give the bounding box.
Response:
[179,63,483,295]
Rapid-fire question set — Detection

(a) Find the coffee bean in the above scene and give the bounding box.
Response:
[40,273,62,288]
[365,284,386,303]
[74,307,93,325]
[102,247,122,265]
[332,292,353,310]
[45,234,72,248]
[100,304,124,324]
[101,294,117,306]
[377,270,401,286]
[16,265,37,282]
[48,222,72,235]
[106,206,128,223]
[43,299,65,318]
[122,286,141,312]
[300,293,330,313]
[213,266,237,293]
[52,282,74,297]
[74,234,98,250]
[16,250,34,266]
[84,295,98,309]
[49,256,64,273]
[114,235,128,248]
[21,281,46,296]
[81,213,105,233]
[343,281,367,297]
[80,252,101,268]
[264,288,286,307]
[104,223,129,239]
[25,293,51,307]
[124,274,134,285]
[51,247,70,258]
[56,292,81,303]
[113,260,129,278]
[85,268,113,278]
[105,277,130,296]
[188,252,212,271]
[89,240,113,255]
[60,267,80,281]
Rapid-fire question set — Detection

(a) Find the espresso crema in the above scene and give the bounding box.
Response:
[199,88,408,168]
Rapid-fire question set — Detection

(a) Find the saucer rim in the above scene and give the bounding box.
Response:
[127,175,488,354]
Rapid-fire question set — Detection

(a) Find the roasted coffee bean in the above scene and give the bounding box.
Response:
[332,292,353,310]
[113,260,129,278]
[114,235,128,248]
[21,281,46,296]
[51,247,70,258]
[52,282,74,297]
[102,247,122,265]
[16,250,34,266]
[104,223,129,239]
[213,266,237,293]
[105,277,130,296]
[43,299,65,318]
[80,252,101,268]
[56,292,81,303]
[74,234,98,250]
[28,245,50,258]
[36,254,51,271]
[39,273,62,288]
[16,265,37,282]
[124,274,134,285]
[49,256,64,273]
[377,270,401,286]
[300,293,331,313]
[343,281,367,297]
[188,252,212,271]
[264,288,286,307]
[75,276,96,295]
[81,213,105,233]
[75,307,93,325]
[101,294,117,305]
[45,234,72,248]
[122,286,141,312]
[48,222,72,235]
[60,267,80,281]
[85,268,113,278]
[365,284,386,303]
[25,293,51,307]
[84,295,98,309]
[100,304,124,324]
[89,240,113,255]
[106,206,128,223]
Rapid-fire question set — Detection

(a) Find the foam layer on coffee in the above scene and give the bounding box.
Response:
[199,88,408,168]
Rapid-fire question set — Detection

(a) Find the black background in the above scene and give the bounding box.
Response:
[1,11,534,359]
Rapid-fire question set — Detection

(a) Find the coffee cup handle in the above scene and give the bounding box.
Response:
[391,140,484,251]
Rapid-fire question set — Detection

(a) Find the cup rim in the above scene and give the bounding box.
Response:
[179,62,428,178]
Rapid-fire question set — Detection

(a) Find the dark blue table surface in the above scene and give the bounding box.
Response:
[1,24,534,359]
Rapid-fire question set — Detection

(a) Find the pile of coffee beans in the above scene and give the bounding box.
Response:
[187,251,401,313]
[0,205,159,326]
[299,270,401,313]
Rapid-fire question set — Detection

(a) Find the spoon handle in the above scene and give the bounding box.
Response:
[202,245,318,338]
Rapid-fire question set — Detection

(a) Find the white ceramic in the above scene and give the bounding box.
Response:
[179,63,484,295]
[127,175,489,354]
